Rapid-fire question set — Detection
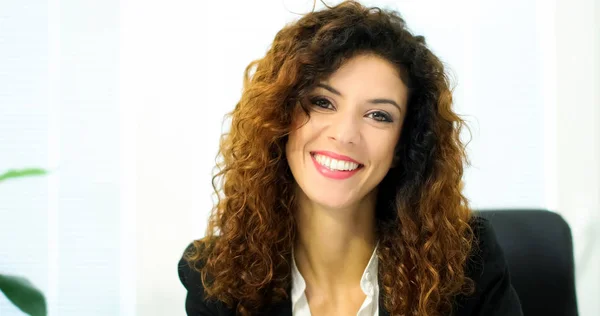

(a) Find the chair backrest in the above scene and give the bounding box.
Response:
[477,209,579,316]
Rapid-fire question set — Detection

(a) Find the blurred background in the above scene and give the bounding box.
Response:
[0,0,598,315]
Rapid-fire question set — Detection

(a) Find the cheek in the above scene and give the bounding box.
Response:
[285,132,298,161]
[369,132,401,168]
[287,114,320,153]
[379,146,397,166]
[286,115,304,150]
[286,124,309,162]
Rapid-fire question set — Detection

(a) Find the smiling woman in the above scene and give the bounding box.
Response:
[178,1,523,316]
[286,54,406,210]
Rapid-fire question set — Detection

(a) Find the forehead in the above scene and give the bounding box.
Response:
[323,54,408,99]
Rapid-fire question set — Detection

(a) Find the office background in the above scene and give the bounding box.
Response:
[1,0,598,315]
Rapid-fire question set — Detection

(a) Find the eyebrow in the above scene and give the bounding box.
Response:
[316,83,402,112]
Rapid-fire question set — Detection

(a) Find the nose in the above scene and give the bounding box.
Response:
[327,111,361,145]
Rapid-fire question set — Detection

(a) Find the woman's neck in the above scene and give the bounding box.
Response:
[293,188,378,297]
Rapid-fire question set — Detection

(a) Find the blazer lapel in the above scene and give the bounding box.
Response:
[268,300,292,316]
[266,287,293,316]
[378,296,390,316]
[378,272,389,316]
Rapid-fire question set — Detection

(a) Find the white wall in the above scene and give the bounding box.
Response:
[1,0,598,315]
[1,0,122,315]
[555,0,600,314]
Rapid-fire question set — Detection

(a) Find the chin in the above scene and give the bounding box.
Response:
[307,189,357,210]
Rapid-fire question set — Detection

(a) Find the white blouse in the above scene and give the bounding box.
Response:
[290,244,379,316]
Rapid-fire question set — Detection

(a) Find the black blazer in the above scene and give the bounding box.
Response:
[178,217,523,315]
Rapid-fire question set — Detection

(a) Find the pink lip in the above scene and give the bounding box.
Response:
[310,151,362,164]
[310,153,363,180]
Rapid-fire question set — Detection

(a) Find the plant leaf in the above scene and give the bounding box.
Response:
[0,169,47,183]
[0,274,47,316]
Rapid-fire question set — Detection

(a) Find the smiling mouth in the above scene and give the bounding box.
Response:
[310,152,364,172]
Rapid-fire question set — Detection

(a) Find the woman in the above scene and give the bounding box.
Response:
[178,1,523,315]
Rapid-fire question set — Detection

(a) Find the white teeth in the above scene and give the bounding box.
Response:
[313,154,360,171]
[332,159,339,170]
[343,161,350,170]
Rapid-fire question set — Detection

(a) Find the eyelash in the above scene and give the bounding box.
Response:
[308,97,394,123]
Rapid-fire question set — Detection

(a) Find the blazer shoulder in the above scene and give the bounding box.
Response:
[178,237,217,288]
[178,237,229,316]
[465,215,509,283]
[454,215,523,316]
[177,237,290,316]
[469,216,499,259]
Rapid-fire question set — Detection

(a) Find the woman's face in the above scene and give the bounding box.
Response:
[286,54,409,210]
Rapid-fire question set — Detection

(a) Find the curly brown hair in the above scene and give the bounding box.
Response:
[185,1,475,315]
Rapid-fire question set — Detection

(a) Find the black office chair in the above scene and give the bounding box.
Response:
[477,209,579,316]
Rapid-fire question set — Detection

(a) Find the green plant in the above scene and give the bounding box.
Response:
[0,168,48,316]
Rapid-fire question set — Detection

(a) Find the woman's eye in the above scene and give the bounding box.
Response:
[367,111,393,122]
[309,97,334,110]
